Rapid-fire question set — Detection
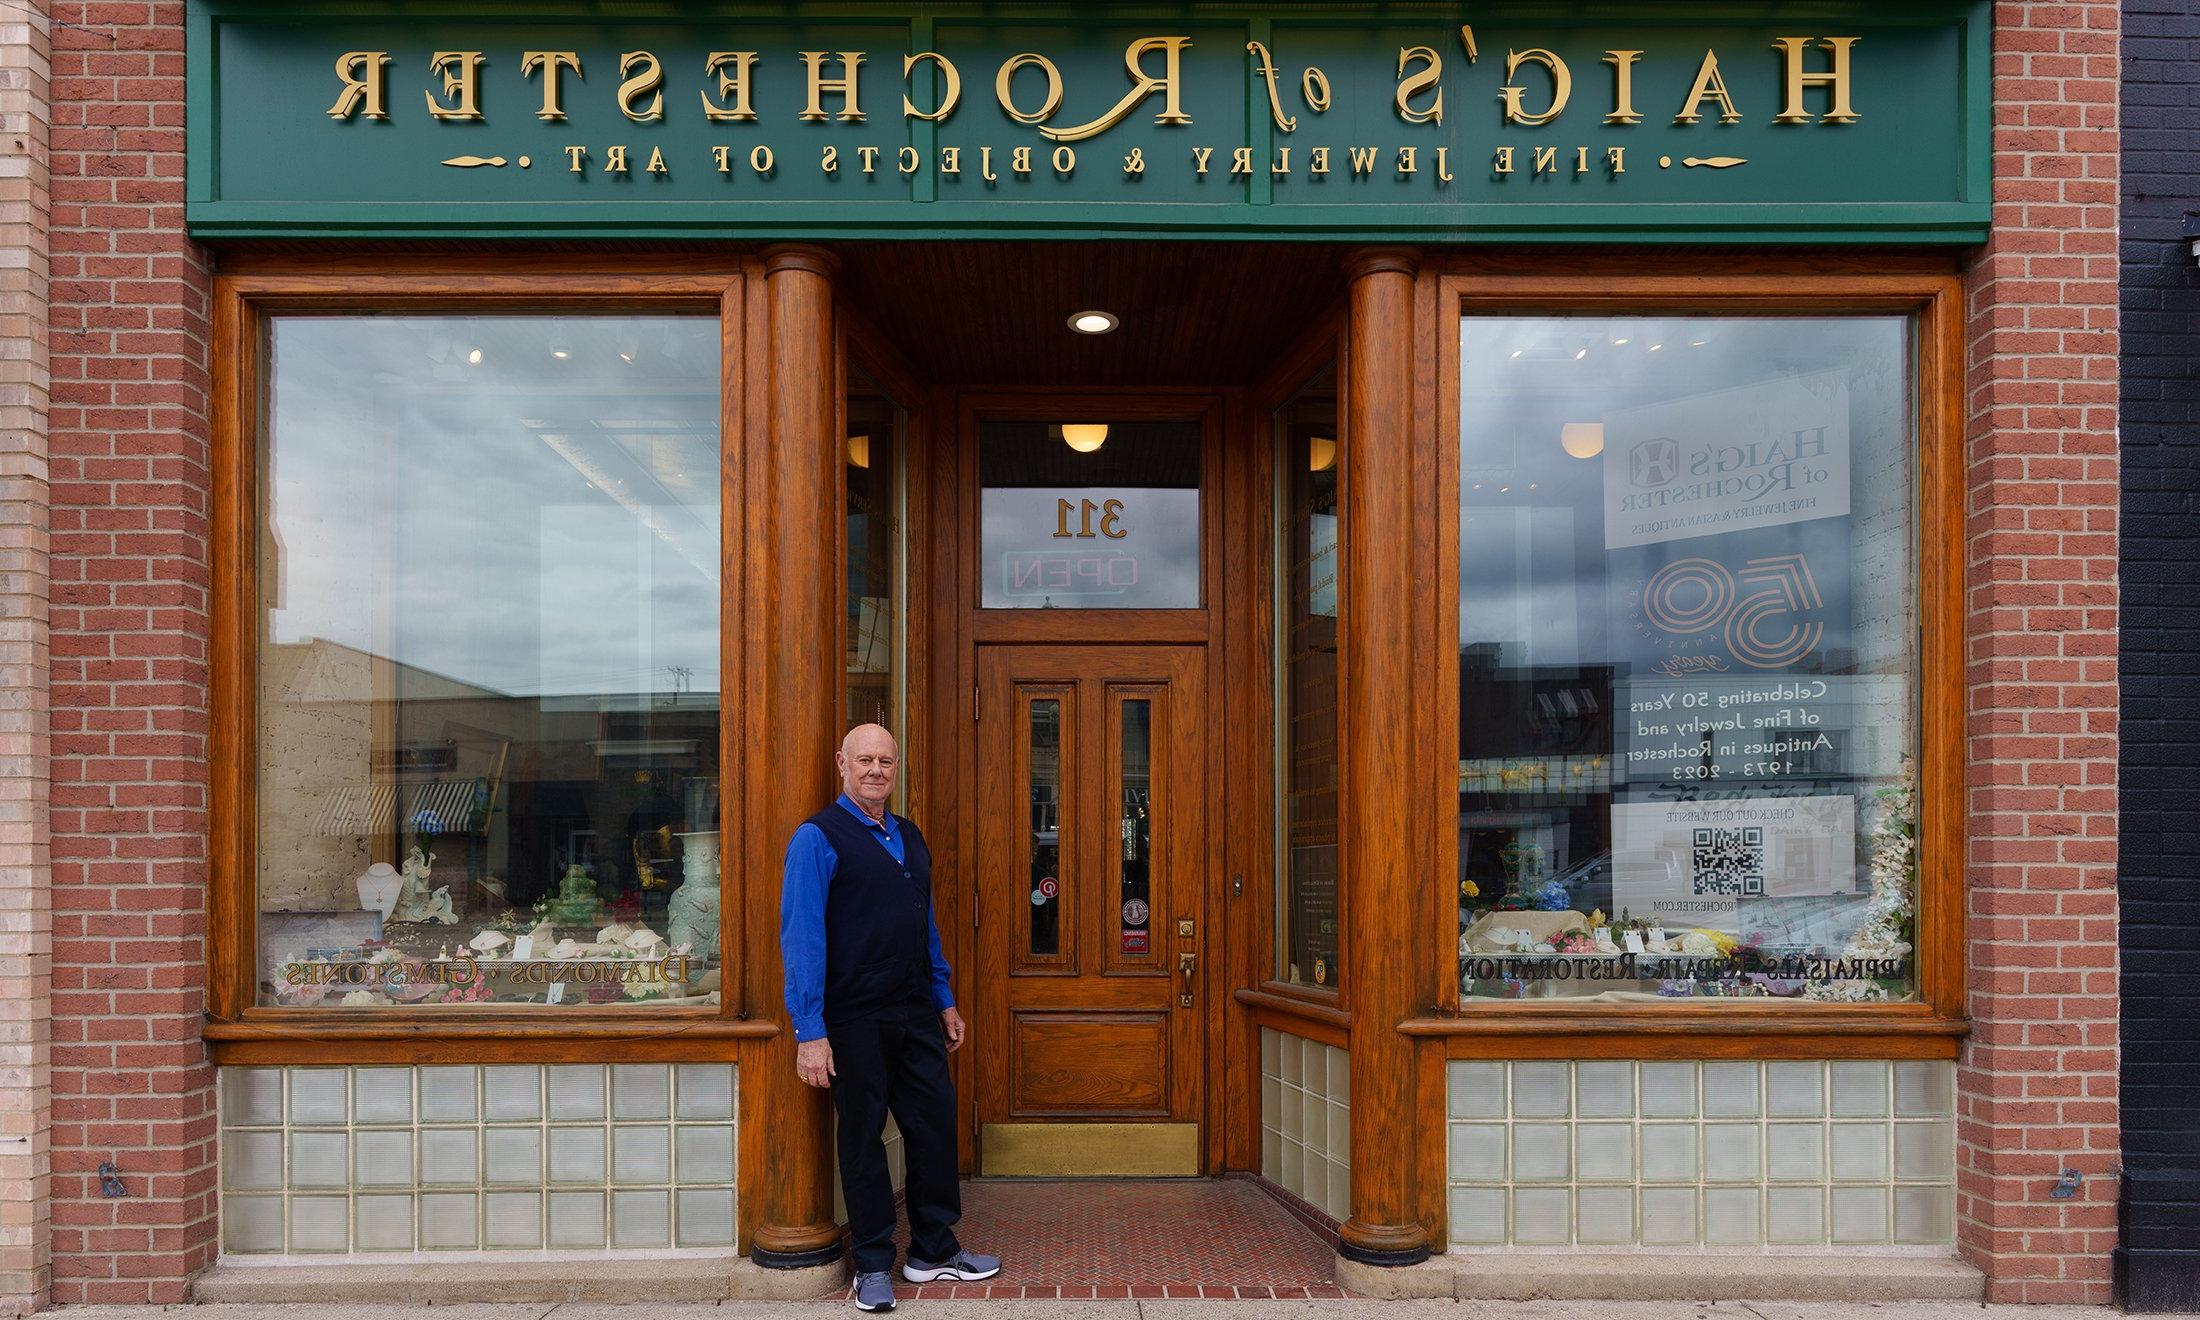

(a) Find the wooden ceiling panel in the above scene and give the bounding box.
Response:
[834,241,1347,387]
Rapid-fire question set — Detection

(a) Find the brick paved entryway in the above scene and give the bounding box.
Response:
[837,1177,1344,1301]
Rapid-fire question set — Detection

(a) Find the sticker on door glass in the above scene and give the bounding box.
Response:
[1032,876,1059,906]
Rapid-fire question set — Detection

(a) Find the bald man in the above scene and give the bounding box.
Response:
[781,724,1000,1311]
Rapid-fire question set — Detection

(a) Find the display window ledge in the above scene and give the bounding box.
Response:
[205,1013,777,1065]
[1236,985,1350,1049]
[1401,1003,1967,1060]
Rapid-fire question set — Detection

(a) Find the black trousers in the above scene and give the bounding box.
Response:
[828,993,963,1274]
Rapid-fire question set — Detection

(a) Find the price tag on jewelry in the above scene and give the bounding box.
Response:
[1623,931,1645,955]
[545,982,565,1004]
[511,935,534,961]
[1647,926,1667,948]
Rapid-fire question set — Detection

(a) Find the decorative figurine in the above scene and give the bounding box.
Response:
[468,930,510,957]
[391,846,458,925]
[355,862,401,918]
[545,863,602,925]
[668,830,721,957]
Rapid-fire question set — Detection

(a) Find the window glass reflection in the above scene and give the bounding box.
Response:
[1457,317,1917,1004]
[1277,364,1341,991]
[979,420,1201,609]
[256,315,721,1009]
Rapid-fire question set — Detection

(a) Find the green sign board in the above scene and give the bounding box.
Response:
[186,2,1991,243]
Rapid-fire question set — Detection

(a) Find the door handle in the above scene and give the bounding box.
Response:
[1177,951,1195,1007]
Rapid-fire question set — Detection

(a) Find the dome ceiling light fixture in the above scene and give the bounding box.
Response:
[1060,423,1110,453]
[1067,309,1120,335]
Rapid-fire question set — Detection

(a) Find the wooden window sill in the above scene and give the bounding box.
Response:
[205,1014,778,1065]
[1400,1003,1968,1059]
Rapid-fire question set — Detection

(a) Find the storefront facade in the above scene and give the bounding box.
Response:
[0,0,2125,1308]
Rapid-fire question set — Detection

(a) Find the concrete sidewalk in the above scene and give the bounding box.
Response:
[51,1301,2170,1319]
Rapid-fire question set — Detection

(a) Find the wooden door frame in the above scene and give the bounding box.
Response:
[927,387,1246,1174]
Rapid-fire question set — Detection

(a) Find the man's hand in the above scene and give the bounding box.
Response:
[796,1037,835,1088]
[941,1006,967,1052]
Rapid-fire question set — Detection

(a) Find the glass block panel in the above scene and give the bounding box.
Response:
[1325,1160,1351,1221]
[548,1065,608,1120]
[353,1068,413,1125]
[1280,1137,1305,1199]
[419,1067,479,1123]
[1302,1045,1326,1096]
[1831,1061,1890,1117]
[1767,1123,1824,1181]
[613,1126,672,1184]
[289,1068,348,1125]
[1577,1124,1633,1181]
[675,1064,736,1120]
[288,1131,348,1188]
[1895,1062,1952,1117]
[1281,1085,1302,1136]
[677,1188,737,1247]
[1640,1124,1699,1182]
[484,1065,543,1121]
[419,1128,479,1186]
[1330,1049,1349,1104]
[353,1130,414,1187]
[613,1190,671,1247]
[1328,1102,1350,1166]
[1513,1125,1571,1181]
[676,1126,735,1185]
[1702,1062,1760,1118]
[1575,1061,1633,1119]
[485,1192,544,1249]
[222,1195,285,1254]
[549,1127,607,1184]
[420,1192,479,1250]
[1512,1187,1570,1245]
[1894,1121,1953,1180]
[1260,1029,1280,1078]
[355,1194,415,1252]
[612,1065,671,1120]
[1302,1094,1328,1154]
[1703,1187,1762,1245]
[1832,1186,1890,1243]
[289,1195,350,1253]
[1449,1185,1507,1245]
[1280,1033,1302,1086]
[1767,1186,1826,1244]
[1448,1123,1506,1181]
[1260,1127,1280,1182]
[1640,1062,1697,1118]
[1577,1186,1635,1245]
[1703,1124,1760,1181]
[1640,1187,1699,1246]
[1512,1061,1570,1118]
[1895,1185,1953,1243]
[484,1128,543,1185]
[1830,1123,1890,1181]
[221,1068,284,1127]
[1766,1062,1824,1117]
[1261,1076,1281,1129]
[1447,1061,1504,1118]
[223,1130,284,1190]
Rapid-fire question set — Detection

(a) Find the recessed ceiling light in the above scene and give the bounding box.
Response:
[466,347,483,365]
[1068,310,1119,335]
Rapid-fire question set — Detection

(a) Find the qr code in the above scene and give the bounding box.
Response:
[1691,826,1766,897]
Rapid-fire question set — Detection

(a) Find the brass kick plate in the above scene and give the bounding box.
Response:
[980,1122,1200,1177]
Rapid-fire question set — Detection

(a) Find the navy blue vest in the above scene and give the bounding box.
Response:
[807,805,935,1022]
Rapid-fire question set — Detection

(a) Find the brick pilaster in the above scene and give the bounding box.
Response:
[1958,0,2123,1303]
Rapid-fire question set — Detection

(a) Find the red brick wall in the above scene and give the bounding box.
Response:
[1957,0,2122,1304]
[44,0,217,1304]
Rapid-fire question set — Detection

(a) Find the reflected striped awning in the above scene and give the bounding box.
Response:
[314,778,488,837]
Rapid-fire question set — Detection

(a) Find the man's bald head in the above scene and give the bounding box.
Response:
[837,723,900,819]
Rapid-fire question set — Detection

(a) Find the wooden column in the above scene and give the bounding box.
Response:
[745,245,846,1269]
[1337,248,1431,1267]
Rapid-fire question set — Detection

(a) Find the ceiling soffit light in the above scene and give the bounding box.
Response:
[1308,436,1338,472]
[1061,423,1109,453]
[1068,310,1120,335]
[1561,422,1606,460]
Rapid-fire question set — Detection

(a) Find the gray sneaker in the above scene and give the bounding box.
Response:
[853,1270,896,1312]
[901,1249,1002,1283]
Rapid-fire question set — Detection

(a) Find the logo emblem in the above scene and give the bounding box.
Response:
[1629,437,1680,488]
[1121,898,1149,926]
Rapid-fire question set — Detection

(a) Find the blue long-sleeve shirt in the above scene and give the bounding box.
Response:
[780,794,955,1043]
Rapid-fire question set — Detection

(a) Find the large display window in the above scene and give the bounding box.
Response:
[1442,286,1960,1016]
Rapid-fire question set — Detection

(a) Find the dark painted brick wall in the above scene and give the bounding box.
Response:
[2121,0,2200,1305]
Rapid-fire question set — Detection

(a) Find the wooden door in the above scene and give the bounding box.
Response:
[974,644,1207,1175]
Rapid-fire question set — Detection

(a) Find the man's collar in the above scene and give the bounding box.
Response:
[835,792,896,831]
